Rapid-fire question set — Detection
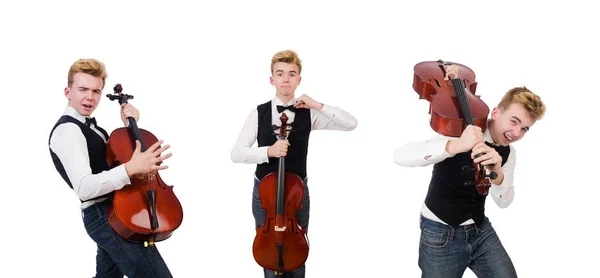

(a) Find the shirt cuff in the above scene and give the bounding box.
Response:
[427,139,453,161]
[114,164,131,189]
[257,146,270,164]
[317,103,334,117]
[490,181,509,197]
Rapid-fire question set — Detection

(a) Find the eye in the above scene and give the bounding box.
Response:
[511,120,517,125]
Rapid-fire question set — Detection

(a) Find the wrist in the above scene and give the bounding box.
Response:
[124,162,136,177]
[491,170,504,185]
[313,101,323,110]
[445,140,457,155]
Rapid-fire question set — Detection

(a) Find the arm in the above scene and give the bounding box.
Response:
[310,103,358,131]
[394,134,455,167]
[49,123,130,201]
[489,146,516,208]
[230,109,270,164]
[293,94,357,131]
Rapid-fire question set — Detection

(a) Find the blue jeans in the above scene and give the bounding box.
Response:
[418,215,517,278]
[252,176,310,278]
[82,199,173,278]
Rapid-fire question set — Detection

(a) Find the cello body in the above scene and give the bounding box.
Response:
[252,172,309,272]
[252,113,309,275]
[105,84,183,245]
[413,60,489,137]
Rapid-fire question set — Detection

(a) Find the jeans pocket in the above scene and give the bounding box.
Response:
[420,227,450,248]
[85,217,121,258]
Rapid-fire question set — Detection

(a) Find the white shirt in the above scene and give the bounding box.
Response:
[393,126,516,226]
[231,96,358,165]
[49,106,130,209]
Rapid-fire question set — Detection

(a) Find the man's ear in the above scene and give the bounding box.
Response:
[491,106,500,120]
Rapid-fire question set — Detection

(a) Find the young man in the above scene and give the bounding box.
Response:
[394,87,546,277]
[49,58,174,278]
[231,50,358,277]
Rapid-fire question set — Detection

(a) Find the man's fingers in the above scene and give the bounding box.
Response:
[153,165,169,171]
[147,140,165,152]
[134,140,141,153]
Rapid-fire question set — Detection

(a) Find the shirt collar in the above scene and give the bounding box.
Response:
[273,96,296,107]
[483,121,499,146]
[63,105,88,124]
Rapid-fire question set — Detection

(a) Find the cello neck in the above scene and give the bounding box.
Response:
[106,83,147,151]
[275,113,290,216]
[451,78,475,127]
[127,116,147,152]
[441,62,476,127]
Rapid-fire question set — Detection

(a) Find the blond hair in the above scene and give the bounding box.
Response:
[67,59,107,89]
[498,86,546,121]
[271,50,302,74]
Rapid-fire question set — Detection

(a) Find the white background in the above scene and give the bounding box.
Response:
[1,0,598,277]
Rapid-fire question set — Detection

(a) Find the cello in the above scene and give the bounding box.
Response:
[412,59,497,195]
[252,112,309,275]
[105,83,183,247]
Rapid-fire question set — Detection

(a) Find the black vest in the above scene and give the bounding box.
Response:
[48,115,113,202]
[425,141,511,227]
[255,101,311,181]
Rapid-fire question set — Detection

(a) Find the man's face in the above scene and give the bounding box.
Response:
[490,103,535,146]
[270,62,301,98]
[65,72,103,117]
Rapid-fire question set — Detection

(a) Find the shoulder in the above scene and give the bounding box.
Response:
[508,144,516,157]
[257,100,272,109]
[52,121,82,137]
[50,122,84,146]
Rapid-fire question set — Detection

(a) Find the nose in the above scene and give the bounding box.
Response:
[513,127,525,140]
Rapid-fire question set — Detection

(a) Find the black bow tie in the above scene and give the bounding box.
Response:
[276,105,297,113]
[85,117,97,127]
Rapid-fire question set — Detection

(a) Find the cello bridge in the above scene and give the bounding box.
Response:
[274,226,287,232]
[135,172,155,182]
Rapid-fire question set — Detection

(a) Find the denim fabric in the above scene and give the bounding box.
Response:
[82,199,173,278]
[252,176,310,278]
[418,215,517,278]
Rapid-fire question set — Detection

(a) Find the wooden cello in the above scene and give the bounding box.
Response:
[252,112,309,275]
[105,84,183,246]
[412,60,497,195]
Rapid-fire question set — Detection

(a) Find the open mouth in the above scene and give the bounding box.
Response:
[83,104,93,109]
[504,133,514,142]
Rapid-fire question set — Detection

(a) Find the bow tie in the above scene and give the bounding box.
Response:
[276,105,297,113]
[85,117,97,127]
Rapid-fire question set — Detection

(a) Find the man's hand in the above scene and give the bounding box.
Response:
[268,140,290,158]
[121,103,140,126]
[294,94,323,110]
[125,140,172,177]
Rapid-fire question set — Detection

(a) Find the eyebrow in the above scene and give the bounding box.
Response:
[512,116,531,131]
[275,70,297,74]
[78,86,102,93]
